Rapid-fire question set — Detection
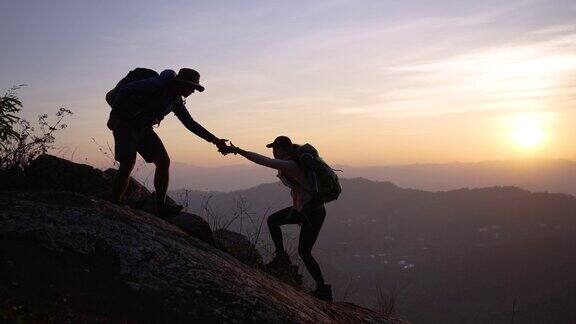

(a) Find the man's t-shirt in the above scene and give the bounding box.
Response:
[110,69,217,142]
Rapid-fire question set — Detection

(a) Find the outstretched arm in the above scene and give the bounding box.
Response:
[172,101,228,153]
[173,101,218,142]
[227,144,297,172]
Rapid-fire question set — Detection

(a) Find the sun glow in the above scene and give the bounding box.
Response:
[510,114,546,150]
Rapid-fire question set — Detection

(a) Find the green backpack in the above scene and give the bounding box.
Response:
[294,143,342,203]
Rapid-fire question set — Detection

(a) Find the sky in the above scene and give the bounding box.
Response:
[1,0,575,167]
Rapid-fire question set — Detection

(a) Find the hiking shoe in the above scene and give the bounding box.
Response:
[267,251,292,269]
[311,284,333,301]
[156,203,183,218]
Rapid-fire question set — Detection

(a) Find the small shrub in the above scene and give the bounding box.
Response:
[0,85,24,148]
[0,86,73,171]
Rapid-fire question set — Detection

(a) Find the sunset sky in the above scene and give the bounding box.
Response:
[1,0,575,167]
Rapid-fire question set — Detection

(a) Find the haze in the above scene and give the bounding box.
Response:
[1,0,575,167]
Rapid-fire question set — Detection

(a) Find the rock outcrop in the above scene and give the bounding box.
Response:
[0,191,399,323]
[213,229,263,268]
[0,155,405,323]
[2,155,213,244]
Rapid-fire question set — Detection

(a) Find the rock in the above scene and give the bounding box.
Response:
[0,191,402,323]
[0,154,151,202]
[124,192,214,243]
[264,259,303,288]
[125,192,179,214]
[213,229,263,268]
[103,168,151,201]
[169,212,214,244]
[25,154,110,194]
[3,154,212,243]
[0,167,27,191]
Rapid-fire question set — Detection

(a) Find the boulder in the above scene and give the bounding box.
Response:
[1,154,214,243]
[264,258,303,288]
[0,191,401,323]
[0,154,151,202]
[169,212,214,244]
[24,154,110,194]
[125,192,214,243]
[0,166,27,191]
[103,168,151,201]
[213,229,263,268]
[125,192,179,214]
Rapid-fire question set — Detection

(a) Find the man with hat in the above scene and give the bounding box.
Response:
[106,68,228,217]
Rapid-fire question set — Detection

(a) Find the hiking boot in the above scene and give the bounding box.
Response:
[156,203,183,218]
[267,251,292,269]
[311,284,333,301]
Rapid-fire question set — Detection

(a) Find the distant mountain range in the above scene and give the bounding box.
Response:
[341,159,576,195]
[132,161,277,192]
[142,158,576,195]
[169,178,576,323]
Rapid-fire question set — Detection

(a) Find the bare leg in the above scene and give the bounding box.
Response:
[110,159,136,203]
[153,155,170,205]
[153,155,183,217]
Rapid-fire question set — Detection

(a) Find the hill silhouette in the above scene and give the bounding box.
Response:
[0,155,403,323]
[137,158,576,195]
[171,178,576,323]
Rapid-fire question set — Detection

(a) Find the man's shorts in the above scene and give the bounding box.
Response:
[112,121,168,163]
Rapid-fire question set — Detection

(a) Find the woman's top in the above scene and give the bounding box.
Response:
[239,150,313,212]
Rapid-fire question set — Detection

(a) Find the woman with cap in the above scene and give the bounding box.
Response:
[222,136,332,301]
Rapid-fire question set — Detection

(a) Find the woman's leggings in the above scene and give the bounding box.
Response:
[267,205,326,285]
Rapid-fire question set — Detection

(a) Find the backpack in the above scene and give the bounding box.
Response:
[294,143,342,203]
[105,68,159,108]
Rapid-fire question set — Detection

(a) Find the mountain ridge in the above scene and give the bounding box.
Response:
[169,176,576,323]
[125,157,576,195]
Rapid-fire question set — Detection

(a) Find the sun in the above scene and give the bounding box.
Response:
[510,114,546,150]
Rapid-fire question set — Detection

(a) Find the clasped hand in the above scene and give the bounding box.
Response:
[216,141,239,155]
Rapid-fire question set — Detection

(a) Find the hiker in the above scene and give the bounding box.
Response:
[221,136,340,301]
[105,68,228,217]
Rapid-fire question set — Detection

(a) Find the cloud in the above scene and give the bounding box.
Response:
[329,24,576,119]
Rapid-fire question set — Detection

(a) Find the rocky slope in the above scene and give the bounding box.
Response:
[0,155,403,323]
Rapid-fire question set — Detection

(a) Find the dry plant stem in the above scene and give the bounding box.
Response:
[1,107,73,171]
